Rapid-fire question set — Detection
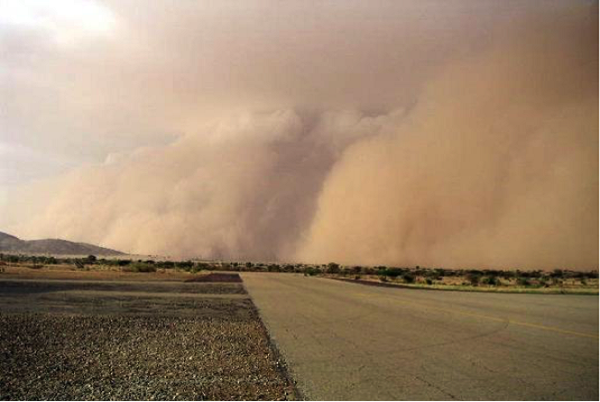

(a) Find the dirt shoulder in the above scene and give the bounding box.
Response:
[0,276,297,400]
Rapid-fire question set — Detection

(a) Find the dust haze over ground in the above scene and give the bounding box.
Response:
[1,1,597,269]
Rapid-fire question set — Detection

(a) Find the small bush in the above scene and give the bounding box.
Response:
[326,262,340,274]
[481,276,499,286]
[385,268,404,278]
[401,273,415,283]
[425,278,433,285]
[124,262,157,273]
[517,277,530,287]
[176,260,194,269]
[466,273,481,286]
[305,267,320,276]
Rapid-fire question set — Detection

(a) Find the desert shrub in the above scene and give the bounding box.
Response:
[425,278,433,285]
[362,267,375,275]
[354,275,362,280]
[123,262,156,273]
[517,277,530,287]
[74,260,85,269]
[268,264,281,272]
[245,262,254,269]
[326,262,340,274]
[466,273,481,286]
[305,267,320,276]
[431,268,445,280]
[379,276,389,282]
[519,270,534,278]
[401,273,415,283]
[415,267,427,276]
[157,261,175,269]
[176,260,194,269]
[481,276,499,286]
[36,256,58,265]
[117,259,132,266]
[385,268,404,278]
[500,270,516,279]
[86,255,97,263]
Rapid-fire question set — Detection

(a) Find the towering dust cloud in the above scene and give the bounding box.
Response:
[1,1,597,269]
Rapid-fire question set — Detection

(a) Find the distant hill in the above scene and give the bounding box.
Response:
[0,231,125,256]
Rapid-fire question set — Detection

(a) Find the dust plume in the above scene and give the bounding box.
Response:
[296,6,599,269]
[1,1,597,269]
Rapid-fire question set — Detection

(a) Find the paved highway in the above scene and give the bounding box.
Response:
[242,273,599,400]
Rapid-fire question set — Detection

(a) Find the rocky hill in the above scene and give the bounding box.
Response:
[0,231,124,256]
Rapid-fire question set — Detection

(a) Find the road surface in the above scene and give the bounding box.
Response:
[242,273,599,400]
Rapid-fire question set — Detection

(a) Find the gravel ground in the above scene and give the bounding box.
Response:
[0,279,296,400]
[0,279,246,295]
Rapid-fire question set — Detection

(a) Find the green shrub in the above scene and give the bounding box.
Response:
[385,268,404,278]
[481,276,499,286]
[176,260,194,269]
[517,277,530,287]
[326,262,340,274]
[401,273,415,283]
[305,267,320,276]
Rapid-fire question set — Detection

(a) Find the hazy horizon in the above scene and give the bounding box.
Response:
[1,0,598,270]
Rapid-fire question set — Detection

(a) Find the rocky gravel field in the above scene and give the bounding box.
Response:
[0,278,296,400]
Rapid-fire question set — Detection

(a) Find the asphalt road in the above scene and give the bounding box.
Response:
[242,273,599,400]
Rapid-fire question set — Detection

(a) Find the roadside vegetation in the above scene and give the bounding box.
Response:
[0,253,597,294]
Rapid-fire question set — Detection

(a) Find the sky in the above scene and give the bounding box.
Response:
[0,0,598,269]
